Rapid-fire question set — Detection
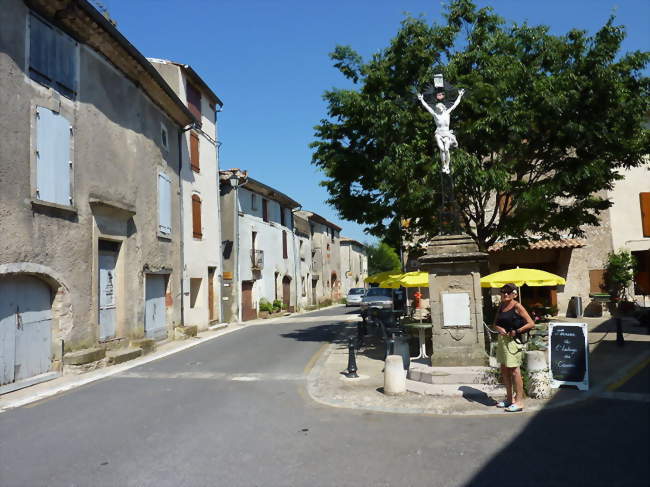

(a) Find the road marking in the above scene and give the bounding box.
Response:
[595,391,650,403]
[304,342,330,375]
[607,357,650,392]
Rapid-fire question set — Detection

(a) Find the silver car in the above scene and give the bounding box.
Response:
[346,287,366,306]
[360,287,393,314]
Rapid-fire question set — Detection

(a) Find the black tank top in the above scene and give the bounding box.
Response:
[496,305,522,332]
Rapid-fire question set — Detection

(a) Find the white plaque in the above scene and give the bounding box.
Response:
[442,292,471,327]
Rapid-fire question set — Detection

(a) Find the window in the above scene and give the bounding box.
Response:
[640,193,650,237]
[190,132,200,172]
[262,199,268,222]
[158,173,172,235]
[251,231,257,253]
[35,106,72,205]
[299,240,304,261]
[29,14,77,99]
[282,231,288,259]
[192,194,202,239]
[280,207,285,226]
[251,193,258,210]
[160,123,169,150]
[187,82,201,122]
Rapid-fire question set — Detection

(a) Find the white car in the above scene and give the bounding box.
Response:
[346,288,366,306]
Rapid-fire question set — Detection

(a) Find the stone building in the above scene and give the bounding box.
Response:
[488,164,650,315]
[0,0,194,391]
[340,237,368,295]
[219,169,301,321]
[293,212,313,309]
[295,211,342,304]
[149,59,224,329]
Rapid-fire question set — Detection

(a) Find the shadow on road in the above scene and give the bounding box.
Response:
[280,323,349,344]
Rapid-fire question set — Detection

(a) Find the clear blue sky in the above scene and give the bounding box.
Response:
[100,0,649,245]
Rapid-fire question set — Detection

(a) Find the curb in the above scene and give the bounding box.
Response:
[305,323,650,417]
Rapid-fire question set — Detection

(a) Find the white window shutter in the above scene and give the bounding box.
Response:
[36,107,71,205]
[158,173,172,235]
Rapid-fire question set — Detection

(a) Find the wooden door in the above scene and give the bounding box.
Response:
[99,248,118,340]
[282,276,291,311]
[241,281,256,321]
[0,276,52,385]
[145,274,167,340]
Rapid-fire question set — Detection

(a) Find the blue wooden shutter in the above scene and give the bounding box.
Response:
[29,15,55,84]
[158,173,172,235]
[36,107,71,205]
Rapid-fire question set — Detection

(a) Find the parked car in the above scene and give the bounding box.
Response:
[346,288,366,306]
[360,287,394,318]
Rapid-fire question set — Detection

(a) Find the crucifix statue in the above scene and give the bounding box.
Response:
[417,87,465,174]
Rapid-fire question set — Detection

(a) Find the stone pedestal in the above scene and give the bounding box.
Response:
[418,234,489,366]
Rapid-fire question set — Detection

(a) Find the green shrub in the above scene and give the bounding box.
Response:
[604,249,636,301]
[259,298,273,313]
[272,299,283,312]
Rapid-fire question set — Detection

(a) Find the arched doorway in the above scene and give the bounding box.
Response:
[331,271,339,300]
[0,275,53,386]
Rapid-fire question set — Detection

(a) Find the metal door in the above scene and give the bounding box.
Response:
[0,276,52,385]
[99,250,117,340]
[145,274,167,340]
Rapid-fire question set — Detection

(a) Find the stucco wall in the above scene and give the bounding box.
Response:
[151,61,222,328]
[0,2,182,350]
[237,188,297,311]
[608,164,650,251]
[341,242,367,295]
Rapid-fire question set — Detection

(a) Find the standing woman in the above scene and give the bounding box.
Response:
[493,283,535,412]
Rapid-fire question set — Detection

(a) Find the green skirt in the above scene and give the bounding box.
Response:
[496,335,524,368]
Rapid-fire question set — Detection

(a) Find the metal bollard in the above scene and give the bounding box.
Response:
[616,317,625,346]
[345,337,359,378]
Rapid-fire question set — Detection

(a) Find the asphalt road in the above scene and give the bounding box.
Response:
[0,306,648,487]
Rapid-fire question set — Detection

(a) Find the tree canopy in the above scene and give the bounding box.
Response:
[311,0,649,251]
[366,242,401,276]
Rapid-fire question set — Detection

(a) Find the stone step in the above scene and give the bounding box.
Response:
[63,347,106,365]
[408,364,496,385]
[129,338,156,355]
[106,347,142,365]
[406,380,506,397]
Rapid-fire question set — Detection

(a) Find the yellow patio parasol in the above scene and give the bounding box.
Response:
[379,271,429,288]
[480,268,565,288]
[364,270,401,284]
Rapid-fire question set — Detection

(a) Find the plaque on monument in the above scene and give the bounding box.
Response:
[441,292,471,327]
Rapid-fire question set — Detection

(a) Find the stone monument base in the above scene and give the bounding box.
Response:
[418,234,490,367]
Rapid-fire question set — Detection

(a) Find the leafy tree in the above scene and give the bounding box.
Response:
[311,0,649,251]
[366,241,401,275]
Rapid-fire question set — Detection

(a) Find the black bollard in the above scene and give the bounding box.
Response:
[345,337,359,378]
[616,317,625,346]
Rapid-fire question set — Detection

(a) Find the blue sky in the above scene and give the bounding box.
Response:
[100,0,649,245]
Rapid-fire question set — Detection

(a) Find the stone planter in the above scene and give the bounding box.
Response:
[525,350,551,399]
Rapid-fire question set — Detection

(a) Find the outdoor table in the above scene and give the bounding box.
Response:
[402,322,432,359]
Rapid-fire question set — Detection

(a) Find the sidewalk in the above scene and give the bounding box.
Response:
[306,314,650,416]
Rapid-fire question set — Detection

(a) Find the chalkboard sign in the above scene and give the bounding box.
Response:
[548,323,589,391]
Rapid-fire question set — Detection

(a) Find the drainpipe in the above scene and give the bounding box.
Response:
[178,123,195,327]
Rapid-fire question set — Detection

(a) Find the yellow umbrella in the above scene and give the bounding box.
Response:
[365,270,401,284]
[480,268,566,288]
[379,271,429,288]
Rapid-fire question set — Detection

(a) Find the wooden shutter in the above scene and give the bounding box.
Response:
[589,269,606,294]
[280,207,285,226]
[158,173,172,235]
[187,82,201,122]
[190,132,200,172]
[36,106,71,205]
[497,193,514,216]
[192,194,202,239]
[640,193,650,237]
[262,199,268,222]
[282,231,288,259]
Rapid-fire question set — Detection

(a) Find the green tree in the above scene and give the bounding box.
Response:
[311,0,649,251]
[366,241,401,275]
[604,249,637,301]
